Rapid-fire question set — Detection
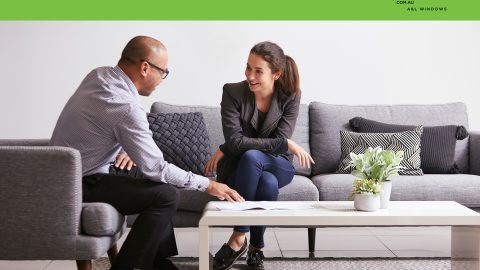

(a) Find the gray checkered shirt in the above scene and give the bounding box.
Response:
[50,66,210,191]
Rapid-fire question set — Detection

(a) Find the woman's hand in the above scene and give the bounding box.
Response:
[287,139,315,168]
[115,152,136,171]
[204,148,224,177]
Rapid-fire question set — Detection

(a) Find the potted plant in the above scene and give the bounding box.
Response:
[348,179,382,211]
[348,146,404,209]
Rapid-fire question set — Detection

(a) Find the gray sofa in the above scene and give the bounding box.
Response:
[1,101,478,262]
[150,101,480,252]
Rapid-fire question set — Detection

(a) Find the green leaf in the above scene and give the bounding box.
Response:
[347,146,405,182]
[348,178,382,200]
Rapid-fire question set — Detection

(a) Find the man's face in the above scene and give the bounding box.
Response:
[139,53,169,96]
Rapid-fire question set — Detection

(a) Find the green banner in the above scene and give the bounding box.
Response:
[1,0,479,20]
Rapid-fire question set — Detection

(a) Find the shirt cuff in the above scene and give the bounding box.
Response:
[193,174,210,192]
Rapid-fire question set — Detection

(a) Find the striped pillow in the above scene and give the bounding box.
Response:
[349,117,468,173]
[336,126,424,176]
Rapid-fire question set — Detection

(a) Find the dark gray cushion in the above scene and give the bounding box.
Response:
[309,102,470,175]
[336,127,424,176]
[151,103,222,155]
[81,203,125,236]
[349,117,469,174]
[147,112,211,175]
[470,131,480,176]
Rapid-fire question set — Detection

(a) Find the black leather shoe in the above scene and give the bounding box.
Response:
[213,238,247,270]
[246,249,265,269]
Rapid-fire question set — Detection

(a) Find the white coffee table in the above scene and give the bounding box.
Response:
[198,201,480,270]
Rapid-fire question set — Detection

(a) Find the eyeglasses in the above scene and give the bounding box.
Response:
[141,59,169,79]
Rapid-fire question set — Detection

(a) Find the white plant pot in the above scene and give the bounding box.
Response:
[380,180,392,209]
[354,194,380,212]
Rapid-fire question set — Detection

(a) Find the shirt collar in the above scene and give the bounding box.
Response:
[113,65,140,100]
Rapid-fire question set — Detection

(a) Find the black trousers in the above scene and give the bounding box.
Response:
[83,169,179,270]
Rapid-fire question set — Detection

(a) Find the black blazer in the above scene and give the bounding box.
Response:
[217,80,300,182]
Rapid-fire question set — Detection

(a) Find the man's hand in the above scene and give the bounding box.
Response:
[204,148,224,177]
[115,152,136,171]
[287,139,315,168]
[206,180,244,202]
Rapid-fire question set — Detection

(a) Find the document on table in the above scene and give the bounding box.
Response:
[212,201,316,211]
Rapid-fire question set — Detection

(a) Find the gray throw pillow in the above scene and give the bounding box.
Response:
[349,117,469,174]
[336,126,424,176]
[147,112,211,175]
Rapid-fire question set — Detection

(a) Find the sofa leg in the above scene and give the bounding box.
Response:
[76,260,92,270]
[107,243,118,264]
[308,227,316,253]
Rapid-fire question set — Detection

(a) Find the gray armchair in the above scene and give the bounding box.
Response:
[0,139,126,270]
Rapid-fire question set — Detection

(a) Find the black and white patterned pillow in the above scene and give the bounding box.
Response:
[349,117,468,174]
[336,126,424,176]
[147,112,211,175]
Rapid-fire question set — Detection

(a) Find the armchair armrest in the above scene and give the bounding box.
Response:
[470,131,480,176]
[0,139,49,146]
[0,146,83,258]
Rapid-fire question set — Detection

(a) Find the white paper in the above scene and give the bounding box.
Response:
[212,201,316,211]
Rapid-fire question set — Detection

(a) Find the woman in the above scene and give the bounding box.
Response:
[204,41,314,270]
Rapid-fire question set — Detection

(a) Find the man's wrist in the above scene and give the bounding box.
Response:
[195,175,210,192]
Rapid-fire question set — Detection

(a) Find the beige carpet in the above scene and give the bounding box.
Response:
[94,257,453,270]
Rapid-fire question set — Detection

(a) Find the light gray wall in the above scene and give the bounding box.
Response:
[1,21,479,139]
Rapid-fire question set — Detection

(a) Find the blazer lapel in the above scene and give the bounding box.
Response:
[258,90,282,137]
[250,108,260,132]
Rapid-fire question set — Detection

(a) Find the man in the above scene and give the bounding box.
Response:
[50,36,244,270]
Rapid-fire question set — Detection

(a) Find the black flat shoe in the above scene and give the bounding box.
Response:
[246,249,265,269]
[213,238,247,270]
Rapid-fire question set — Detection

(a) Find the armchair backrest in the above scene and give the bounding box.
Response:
[0,141,83,259]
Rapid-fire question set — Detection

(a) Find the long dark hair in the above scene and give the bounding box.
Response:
[250,41,300,99]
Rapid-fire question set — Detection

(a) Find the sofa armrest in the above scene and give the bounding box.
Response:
[470,131,480,176]
[0,146,83,258]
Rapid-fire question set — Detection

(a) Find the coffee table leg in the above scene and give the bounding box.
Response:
[452,226,480,270]
[199,225,210,270]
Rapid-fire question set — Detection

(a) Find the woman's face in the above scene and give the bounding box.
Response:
[245,53,280,94]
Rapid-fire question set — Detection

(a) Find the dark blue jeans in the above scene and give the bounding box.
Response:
[226,149,295,249]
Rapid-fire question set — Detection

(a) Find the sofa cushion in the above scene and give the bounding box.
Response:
[151,102,311,176]
[277,175,319,201]
[147,112,211,175]
[290,104,311,176]
[309,102,469,175]
[81,203,125,236]
[176,175,319,212]
[336,127,424,176]
[311,173,480,207]
[349,117,469,174]
[151,102,222,155]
